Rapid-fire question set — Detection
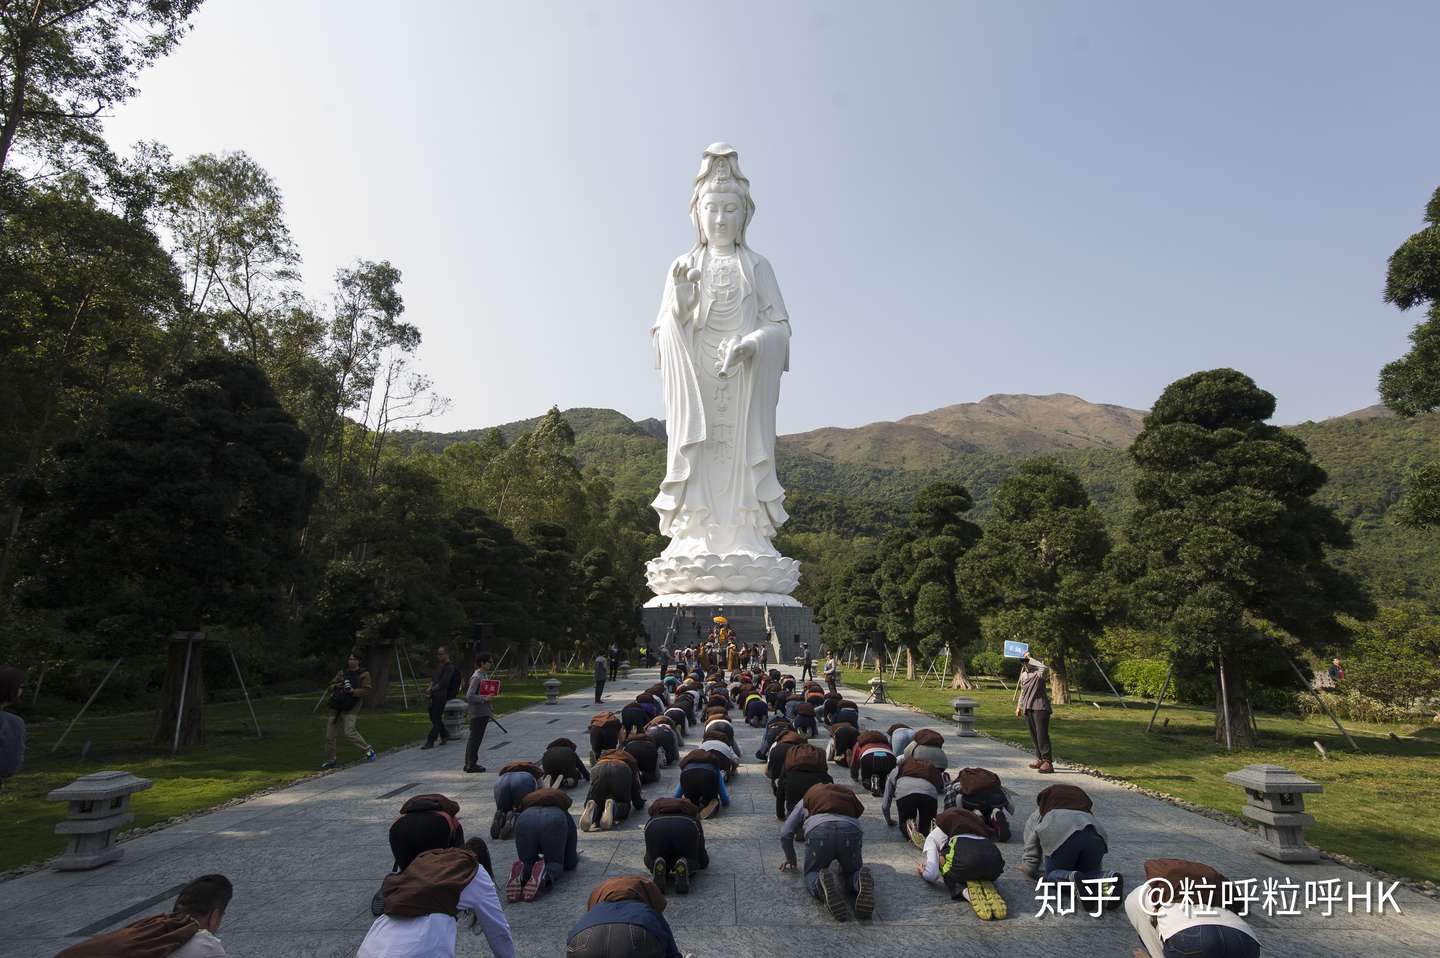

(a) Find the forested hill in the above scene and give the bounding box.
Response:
[396,395,1440,606]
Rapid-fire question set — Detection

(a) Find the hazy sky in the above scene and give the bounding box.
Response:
[103,1,1440,433]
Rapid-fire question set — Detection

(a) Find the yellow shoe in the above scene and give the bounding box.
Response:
[979,881,1007,920]
[966,881,995,920]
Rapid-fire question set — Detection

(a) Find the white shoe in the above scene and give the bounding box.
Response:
[580,800,598,832]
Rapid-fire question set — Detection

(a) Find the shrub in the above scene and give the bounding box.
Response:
[1249,686,1301,715]
[1342,604,1440,708]
[969,650,1005,678]
[1112,658,1175,701]
[1300,689,1415,724]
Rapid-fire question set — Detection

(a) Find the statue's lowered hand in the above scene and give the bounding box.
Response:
[716,337,756,378]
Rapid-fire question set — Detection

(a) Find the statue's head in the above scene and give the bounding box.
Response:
[689,143,755,248]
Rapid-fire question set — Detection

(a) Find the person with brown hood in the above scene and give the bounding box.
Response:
[881,756,945,847]
[1018,784,1123,911]
[491,761,543,839]
[646,714,682,766]
[644,796,709,894]
[506,787,580,903]
[917,808,1008,920]
[588,711,623,765]
[754,714,793,760]
[622,731,662,782]
[565,876,683,958]
[827,721,860,768]
[779,782,876,922]
[943,766,1014,842]
[580,749,646,832]
[58,874,234,958]
[542,737,592,788]
[902,727,948,768]
[673,748,730,818]
[849,728,897,795]
[776,740,833,820]
[360,837,513,958]
[1124,859,1260,957]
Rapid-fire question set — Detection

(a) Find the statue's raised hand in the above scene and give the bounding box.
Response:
[673,262,701,317]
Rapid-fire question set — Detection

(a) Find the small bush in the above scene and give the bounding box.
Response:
[1249,686,1301,715]
[969,650,1007,678]
[1300,689,1415,724]
[1112,659,1175,701]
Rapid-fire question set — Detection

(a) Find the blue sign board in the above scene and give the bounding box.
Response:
[1003,640,1030,659]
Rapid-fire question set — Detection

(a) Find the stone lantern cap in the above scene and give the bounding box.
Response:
[952,697,978,708]
[47,770,152,810]
[1224,764,1323,794]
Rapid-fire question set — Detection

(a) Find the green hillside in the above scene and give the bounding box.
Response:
[398,398,1440,608]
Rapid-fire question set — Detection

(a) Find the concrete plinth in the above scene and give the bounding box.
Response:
[1225,763,1323,862]
[47,770,152,870]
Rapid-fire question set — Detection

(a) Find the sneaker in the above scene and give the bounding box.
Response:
[652,856,669,889]
[1104,872,1125,912]
[369,885,385,917]
[699,798,720,820]
[1028,760,1043,769]
[853,866,875,920]
[673,858,690,894]
[819,867,849,922]
[580,800,598,832]
[505,861,525,903]
[320,759,337,770]
[1037,761,1054,774]
[365,749,377,762]
[490,809,506,840]
[907,820,925,850]
[982,881,1008,919]
[522,862,548,902]
[601,798,617,830]
[465,764,485,774]
[500,810,518,840]
[420,741,435,750]
[967,881,996,920]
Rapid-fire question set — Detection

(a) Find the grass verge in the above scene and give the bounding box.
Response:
[875,675,1440,884]
[0,673,590,873]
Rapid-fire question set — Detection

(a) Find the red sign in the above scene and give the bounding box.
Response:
[478,679,501,697]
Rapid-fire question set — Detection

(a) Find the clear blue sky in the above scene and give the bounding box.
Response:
[103,0,1440,432]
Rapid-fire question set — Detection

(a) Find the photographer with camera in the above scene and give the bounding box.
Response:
[321,652,376,769]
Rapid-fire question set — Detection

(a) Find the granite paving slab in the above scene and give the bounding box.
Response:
[2,671,1434,956]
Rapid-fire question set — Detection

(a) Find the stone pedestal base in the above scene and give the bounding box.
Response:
[645,552,800,599]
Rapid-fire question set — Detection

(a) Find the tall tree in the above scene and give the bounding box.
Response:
[18,354,316,745]
[522,520,578,676]
[0,1,204,176]
[1377,185,1440,527]
[1116,369,1371,746]
[0,177,180,598]
[908,481,982,687]
[962,458,1111,703]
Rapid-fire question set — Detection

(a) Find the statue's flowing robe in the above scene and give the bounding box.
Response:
[650,245,790,557]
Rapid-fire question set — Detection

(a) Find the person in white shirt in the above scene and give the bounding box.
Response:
[914,808,1006,920]
[358,837,514,958]
[57,874,233,957]
[1125,859,1260,957]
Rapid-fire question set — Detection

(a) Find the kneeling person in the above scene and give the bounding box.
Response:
[58,874,234,958]
[920,808,1007,920]
[779,782,876,922]
[644,797,709,894]
[566,876,683,958]
[1126,859,1260,958]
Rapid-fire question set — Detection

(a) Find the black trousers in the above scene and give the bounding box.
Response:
[896,793,938,834]
[589,725,620,762]
[425,698,449,745]
[679,766,721,806]
[465,716,491,768]
[595,679,606,703]
[644,815,708,870]
[1026,709,1053,762]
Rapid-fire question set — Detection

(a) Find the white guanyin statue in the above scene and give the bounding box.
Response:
[645,143,801,606]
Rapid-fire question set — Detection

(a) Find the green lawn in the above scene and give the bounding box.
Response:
[874,675,1440,884]
[0,673,590,873]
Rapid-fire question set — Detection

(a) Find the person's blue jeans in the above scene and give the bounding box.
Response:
[756,724,786,760]
[493,772,537,813]
[1043,825,1109,883]
[1163,925,1260,958]
[802,821,865,898]
[515,805,579,883]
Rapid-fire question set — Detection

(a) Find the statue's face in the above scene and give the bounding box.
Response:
[700,191,743,247]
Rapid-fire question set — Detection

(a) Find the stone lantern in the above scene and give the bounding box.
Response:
[951,697,979,737]
[47,770,152,870]
[544,678,561,704]
[618,660,631,679]
[1224,764,1323,862]
[442,697,467,739]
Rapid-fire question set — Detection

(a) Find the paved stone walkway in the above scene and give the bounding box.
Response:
[3,673,1436,956]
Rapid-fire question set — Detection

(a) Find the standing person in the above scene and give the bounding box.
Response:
[0,666,26,788]
[464,654,497,774]
[594,653,609,704]
[422,646,462,750]
[822,652,838,694]
[1015,652,1053,774]
[800,643,814,681]
[759,642,768,671]
[1328,658,1344,685]
[322,652,376,769]
[658,646,670,681]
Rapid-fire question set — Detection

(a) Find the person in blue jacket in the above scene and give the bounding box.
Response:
[565,875,682,958]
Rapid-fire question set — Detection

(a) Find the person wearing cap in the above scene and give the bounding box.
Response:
[565,876,683,958]
[673,748,729,818]
[580,749,646,832]
[506,787,580,903]
[779,782,876,922]
[1017,784,1123,910]
[916,808,1008,920]
[881,757,945,847]
[1125,859,1261,957]
[490,762,542,840]
[1015,651,1054,773]
[644,797,709,894]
